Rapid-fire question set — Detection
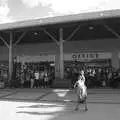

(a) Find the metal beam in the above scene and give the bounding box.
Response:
[0,35,9,48]
[65,25,81,42]
[59,28,64,80]
[14,31,27,46]
[8,32,13,82]
[104,24,120,39]
[43,29,59,45]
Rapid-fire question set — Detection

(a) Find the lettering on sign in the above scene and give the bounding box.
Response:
[72,53,99,61]
[64,52,112,61]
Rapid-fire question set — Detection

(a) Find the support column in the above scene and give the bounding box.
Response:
[59,28,64,80]
[55,48,60,79]
[9,32,13,82]
[53,28,71,88]
[112,51,119,70]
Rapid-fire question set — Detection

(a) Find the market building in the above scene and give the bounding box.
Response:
[0,9,120,88]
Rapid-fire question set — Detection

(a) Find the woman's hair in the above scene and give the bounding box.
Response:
[78,74,82,80]
[80,70,84,75]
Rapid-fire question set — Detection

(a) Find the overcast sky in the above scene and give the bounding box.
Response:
[0,0,120,24]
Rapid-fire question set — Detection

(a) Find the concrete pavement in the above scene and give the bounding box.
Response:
[0,88,120,103]
[0,88,120,120]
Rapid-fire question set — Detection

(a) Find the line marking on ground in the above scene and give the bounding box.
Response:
[35,91,52,101]
[0,91,18,99]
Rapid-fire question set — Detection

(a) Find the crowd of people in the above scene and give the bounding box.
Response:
[64,64,120,88]
[11,62,55,88]
[0,61,120,89]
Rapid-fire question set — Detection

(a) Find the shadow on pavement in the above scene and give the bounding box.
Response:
[17,103,65,108]
[1,89,120,120]
[16,110,87,116]
[16,102,87,117]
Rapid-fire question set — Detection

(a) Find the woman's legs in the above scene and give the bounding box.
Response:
[84,100,88,111]
[75,87,88,111]
[75,97,80,111]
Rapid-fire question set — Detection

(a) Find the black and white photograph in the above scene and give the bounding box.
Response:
[0,0,120,120]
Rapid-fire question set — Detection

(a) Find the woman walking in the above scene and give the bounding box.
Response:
[74,70,88,111]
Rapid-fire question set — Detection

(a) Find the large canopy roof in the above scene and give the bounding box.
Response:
[0,9,120,45]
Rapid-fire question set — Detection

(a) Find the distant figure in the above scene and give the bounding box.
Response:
[34,70,40,88]
[74,71,88,111]
[30,71,34,88]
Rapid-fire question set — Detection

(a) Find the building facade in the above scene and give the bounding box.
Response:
[0,38,120,87]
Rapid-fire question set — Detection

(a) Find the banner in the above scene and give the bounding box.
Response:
[64,52,112,61]
[16,54,55,63]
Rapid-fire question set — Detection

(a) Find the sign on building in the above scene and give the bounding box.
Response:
[64,52,112,61]
[16,54,55,63]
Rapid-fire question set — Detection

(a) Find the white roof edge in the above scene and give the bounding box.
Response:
[0,9,120,31]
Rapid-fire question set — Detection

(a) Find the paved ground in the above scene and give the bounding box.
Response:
[0,88,120,120]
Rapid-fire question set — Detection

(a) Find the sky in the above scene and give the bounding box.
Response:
[0,0,120,24]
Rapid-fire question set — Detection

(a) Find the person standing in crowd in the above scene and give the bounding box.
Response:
[100,69,106,87]
[25,71,31,88]
[20,71,24,88]
[30,70,34,88]
[34,70,40,88]
[40,71,45,88]
[49,69,55,88]
[107,70,112,87]
[96,68,101,87]
[44,71,49,88]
